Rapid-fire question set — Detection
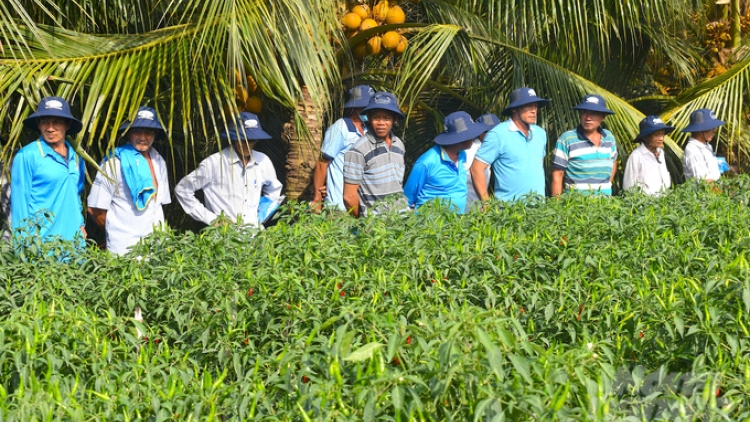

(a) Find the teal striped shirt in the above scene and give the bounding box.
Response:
[552,126,617,195]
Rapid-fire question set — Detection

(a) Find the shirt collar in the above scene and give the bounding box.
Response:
[225,146,256,166]
[637,142,663,157]
[576,125,606,143]
[507,119,534,140]
[36,138,72,160]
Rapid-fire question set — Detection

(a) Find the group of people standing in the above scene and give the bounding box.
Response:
[6,87,729,257]
[314,86,728,217]
[9,97,282,256]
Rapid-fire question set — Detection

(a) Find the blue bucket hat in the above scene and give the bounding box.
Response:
[572,94,614,115]
[680,108,725,133]
[362,92,405,118]
[344,85,375,109]
[635,115,675,143]
[221,112,272,141]
[502,87,550,116]
[23,96,83,135]
[475,113,501,130]
[118,107,167,140]
[435,111,490,146]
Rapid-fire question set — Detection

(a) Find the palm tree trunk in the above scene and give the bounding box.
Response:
[282,86,322,201]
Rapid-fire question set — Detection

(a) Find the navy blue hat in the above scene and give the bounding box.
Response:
[362,92,405,118]
[475,113,501,130]
[681,108,725,133]
[634,116,675,143]
[435,111,490,146]
[221,112,272,141]
[118,107,167,140]
[502,87,550,116]
[572,94,614,115]
[343,85,375,109]
[23,96,83,135]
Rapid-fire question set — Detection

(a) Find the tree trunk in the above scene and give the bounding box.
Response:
[731,0,741,48]
[282,86,322,201]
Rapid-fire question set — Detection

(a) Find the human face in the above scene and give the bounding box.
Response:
[513,103,538,125]
[579,110,606,133]
[127,128,157,153]
[38,117,70,146]
[233,139,258,158]
[696,128,717,143]
[367,111,396,138]
[643,130,666,150]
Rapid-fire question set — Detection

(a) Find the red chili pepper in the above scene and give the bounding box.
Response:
[393,357,400,366]
[513,253,519,261]
[520,306,525,314]
[302,375,309,383]
[576,303,585,321]
[154,339,161,343]
[340,290,345,297]
[337,282,342,290]
[247,288,254,297]
[244,339,249,345]
[406,336,412,345]
[639,331,644,338]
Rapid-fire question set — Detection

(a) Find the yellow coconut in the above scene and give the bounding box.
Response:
[367,36,382,55]
[351,5,370,20]
[342,13,362,30]
[244,95,263,113]
[352,42,367,59]
[386,5,406,24]
[359,18,378,32]
[235,85,249,103]
[381,31,400,50]
[395,36,408,54]
[246,75,258,94]
[372,1,390,22]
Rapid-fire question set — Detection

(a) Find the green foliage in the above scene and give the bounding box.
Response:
[3,178,750,420]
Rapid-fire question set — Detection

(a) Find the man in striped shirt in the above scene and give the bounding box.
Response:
[343,92,407,217]
[551,94,618,196]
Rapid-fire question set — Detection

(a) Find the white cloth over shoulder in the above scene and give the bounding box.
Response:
[174,147,282,227]
[87,148,171,255]
[683,138,720,181]
[622,143,671,196]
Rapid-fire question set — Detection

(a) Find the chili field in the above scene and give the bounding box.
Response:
[2,179,750,421]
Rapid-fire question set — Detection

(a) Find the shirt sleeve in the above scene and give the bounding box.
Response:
[403,161,428,208]
[87,159,118,211]
[157,156,172,205]
[10,150,32,231]
[474,130,501,166]
[611,135,618,160]
[551,137,569,170]
[343,148,365,185]
[683,146,709,180]
[320,120,347,161]
[622,154,639,191]
[260,159,283,201]
[174,158,220,225]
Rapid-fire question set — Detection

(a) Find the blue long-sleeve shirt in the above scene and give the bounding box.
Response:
[11,139,86,243]
[403,145,467,213]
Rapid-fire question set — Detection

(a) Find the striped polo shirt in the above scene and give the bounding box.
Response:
[552,126,617,195]
[343,131,407,215]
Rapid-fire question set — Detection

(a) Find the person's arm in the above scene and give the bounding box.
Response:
[610,161,618,183]
[88,208,107,227]
[343,183,360,217]
[260,158,283,201]
[87,159,118,230]
[10,150,32,231]
[174,158,220,225]
[470,160,491,201]
[311,157,331,212]
[551,169,565,196]
[621,155,638,191]
[403,162,428,209]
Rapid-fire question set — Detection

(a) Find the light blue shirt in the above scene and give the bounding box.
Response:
[11,139,86,244]
[475,120,546,201]
[321,117,365,210]
[403,145,467,213]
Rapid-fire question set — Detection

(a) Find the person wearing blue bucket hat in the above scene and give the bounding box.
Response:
[552,94,618,196]
[622,116,674,196]
[403,111,488,213]
[175,112,283,228]
[343,92,408,217]
[11,96,87,250]
[681,108,725,182]
[470,87,550,202]
[312,85,374,212]
[87,107,172,255]
[465,113,500,208]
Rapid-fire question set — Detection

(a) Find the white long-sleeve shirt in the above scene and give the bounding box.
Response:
[175,147,282,227]
[464,139,490,208]
[87,149,171,255]
[622,143,671,196]
[683,138,720,181]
